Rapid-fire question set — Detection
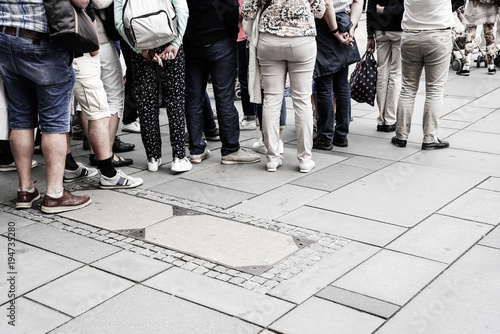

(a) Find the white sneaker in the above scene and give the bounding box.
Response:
[171,157,192,173]
[299,160,315,173]
[0,160,38,172]
[190,148,211,164]
[64,162,98,183]
[99,169,143,189]
[147,157,162,172]
[122,119,141,133]
[267,158,283,172]
[252,138,267,154]
[240,119,257,130]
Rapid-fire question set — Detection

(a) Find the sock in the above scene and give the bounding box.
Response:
[46,190,63,198]
[97,156,117,178]
[18,186,35,193]
[463,65,470,71]
[65,153,79,170]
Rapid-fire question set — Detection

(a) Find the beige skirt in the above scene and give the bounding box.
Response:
[463,1,500,26]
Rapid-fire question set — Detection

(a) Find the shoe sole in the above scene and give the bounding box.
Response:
[15,193,41,209]
[122,129,140,133]
[99,181,143,189]
[240,127,257,131]
[421,145,449,150]
[190,152,211,164]
[221,158,260,165]
[41,198,92,214]
[171,166,193,173]
[300,165,315,173]
[63,170,98,183]
[313,145,333,151]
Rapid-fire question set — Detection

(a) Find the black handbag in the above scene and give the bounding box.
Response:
[43,0,99,53]
[350,51,377,106]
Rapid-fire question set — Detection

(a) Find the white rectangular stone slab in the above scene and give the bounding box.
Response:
[92,250,171,282]
[479,226,500,249]
[269,297,384,334]
[60,189,173,231]
[438,188,500,226]
[146,215,299,268]
[469,89,500,108]
[387,214,492,263]
[339,156,394,170]
[333,249,447,306]
[376,246,500,334]
[0,211,36,234]
[442,105,495,123]
[0,297,71,334]
[144,267,295,327]
[477,177,500,192]
[150,178,254,209]
[310,162,486,227]
[444,76,499,99]
[447,130,500,155]
[13,223,120,263]
[51,285,261,334]
[26,266,134,317]
[277,206,407,247]
[231,184,327,220]
[402,148,500,178]
[0,237,82,305]
[466,109,500,134]
[268,242,379,304]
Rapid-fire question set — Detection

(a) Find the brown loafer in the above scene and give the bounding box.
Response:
[41,190,91,214]
[16,187,41,209]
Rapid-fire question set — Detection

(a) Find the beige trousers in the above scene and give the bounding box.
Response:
[257,33,316,164]
[396,29,452,143]
[375,30,402,126]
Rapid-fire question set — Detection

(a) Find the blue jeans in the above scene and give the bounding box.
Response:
[202,91,217,131]
[315,66,351,142]
[185,37,240,156]
[0,33,74,134]
[237,40,255,119]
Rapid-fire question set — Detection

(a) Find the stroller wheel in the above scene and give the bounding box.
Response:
[234,81,241,101]
[477,55,482,68]
[452,58,462,71]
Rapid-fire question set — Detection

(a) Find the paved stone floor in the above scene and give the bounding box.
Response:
[1,18,500,334]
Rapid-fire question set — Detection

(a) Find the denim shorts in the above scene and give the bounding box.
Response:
[0,33,75,134]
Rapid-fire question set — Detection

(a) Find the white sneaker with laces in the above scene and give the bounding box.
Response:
[122,119,141,133]
[299,160,315,173]
[252,138,267,154]
[147,157,162,172]
[64,162,98,183]
[240,119,257,130]
[171,157,192,172]
[0,160,38,172]
[99,170,143,189]
[190,148,211,164]
[267,158,282,172]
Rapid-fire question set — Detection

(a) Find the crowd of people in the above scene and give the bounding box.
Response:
[0,0,491,214]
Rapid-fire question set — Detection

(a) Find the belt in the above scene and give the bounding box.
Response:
[0,26,49,40]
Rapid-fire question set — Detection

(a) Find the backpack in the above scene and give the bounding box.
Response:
[96,2,121,41]
[122,0,178,50]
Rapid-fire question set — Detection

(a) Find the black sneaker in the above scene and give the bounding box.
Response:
[313,138,333,150]
[456,68,470,76]
[391,136,407,148]
[332,137,348,147]
[488,67,496,75]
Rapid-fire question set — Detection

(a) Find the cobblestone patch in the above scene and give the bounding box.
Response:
[1,182,350,294]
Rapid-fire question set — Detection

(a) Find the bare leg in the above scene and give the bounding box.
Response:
[10,129,35,191]
[87,118,112,160]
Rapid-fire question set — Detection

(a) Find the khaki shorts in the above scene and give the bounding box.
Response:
[72,53,110,120]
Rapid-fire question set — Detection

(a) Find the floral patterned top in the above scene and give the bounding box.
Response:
[242,0,325,37]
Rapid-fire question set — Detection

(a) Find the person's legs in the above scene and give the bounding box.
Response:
[422,30,452,144]
[395,31,424,141]
[208,37,240,156]
[314,75,335,143]
[461,24,477,73]
[286,36,316,164]
[484,22,496,71]
[237,40,255,121]
[202,90,217,131]
[331,66,351,144]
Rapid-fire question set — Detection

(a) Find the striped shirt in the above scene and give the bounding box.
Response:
[0,0,48,33]
[333,0,353,13]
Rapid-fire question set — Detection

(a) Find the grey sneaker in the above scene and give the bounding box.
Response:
[190,148,211,164]
[99,170,143,189]
[240,119,257,130]
[64,162,98,183]
[221,148,260,165]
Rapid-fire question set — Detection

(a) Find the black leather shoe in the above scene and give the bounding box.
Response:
[313,138,333,150]
[421,138,449,150]
[377,124,384,132]
[332,137,348,147]
[391,136,407,147]
[384,123,397,132]
[113,136,135,153]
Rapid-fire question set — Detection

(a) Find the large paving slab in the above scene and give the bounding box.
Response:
[386,214,492,263]
[446,130,500,155]
[11,223,120,264]
[338,156,394,170]
[59,189,173,231]
[145,215,299,269]
[0,297,71,334]
[333,249,447,306]
[441,105,495,123]
[466,109,500,134]
[0,211,36,234]
[477,176,500,192]
[144,267,295,327]
[479,226,500,250]
[0,237,82,305]
[438,188,500,226]
[26,266,134,317]
[268,242,379,304]
[269,297,384,334]
[150,178,254,209]
[51,285,261,334]
[310,162,486,227]
[231,184,327,220]
[277,206,406,247]
[444,76,500,99]
[376,246,500,334]
[469,88,500,109]
[92,250,171,282]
